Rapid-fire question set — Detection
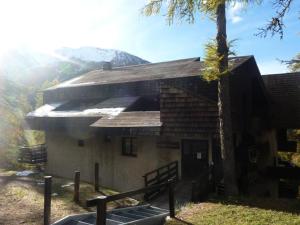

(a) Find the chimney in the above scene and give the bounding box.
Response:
[102,61,112,70]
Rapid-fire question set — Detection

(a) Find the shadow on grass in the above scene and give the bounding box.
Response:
[206,195,300,215]
[172,217,193,225]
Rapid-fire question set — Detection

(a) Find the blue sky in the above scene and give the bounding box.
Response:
[0,0,299,74]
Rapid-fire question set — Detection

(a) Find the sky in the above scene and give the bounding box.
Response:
[0,0,299,74]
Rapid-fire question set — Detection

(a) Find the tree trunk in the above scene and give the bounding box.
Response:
[216,3,239,195]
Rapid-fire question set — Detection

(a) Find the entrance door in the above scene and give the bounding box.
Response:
[181,139,209,179]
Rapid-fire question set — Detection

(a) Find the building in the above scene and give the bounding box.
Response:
[26,56,300,197]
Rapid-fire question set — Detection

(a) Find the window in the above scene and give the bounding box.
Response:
[78,140,85,147]
[122,137,137,157]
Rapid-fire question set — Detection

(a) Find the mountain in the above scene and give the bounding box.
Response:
[56,47,148,67]
[0,47,149,85]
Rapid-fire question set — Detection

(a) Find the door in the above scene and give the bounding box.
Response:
[181,139,209,179]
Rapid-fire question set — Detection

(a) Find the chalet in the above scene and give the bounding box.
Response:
[25,56,300,198]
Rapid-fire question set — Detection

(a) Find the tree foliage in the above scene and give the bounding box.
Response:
[0,77,59,168]
[0,77,32,167]
[286,53,300,72]
[202,39,237,81]
[143,0,260,24]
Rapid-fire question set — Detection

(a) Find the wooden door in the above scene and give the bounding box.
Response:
[181,139,209,179]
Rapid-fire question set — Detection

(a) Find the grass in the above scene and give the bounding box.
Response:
[0,168,138,225]
[2,168,300,225]
[165,197,300,225]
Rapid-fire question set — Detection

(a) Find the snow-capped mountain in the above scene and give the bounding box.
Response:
[55,47,148,66]
[0,47,149,85]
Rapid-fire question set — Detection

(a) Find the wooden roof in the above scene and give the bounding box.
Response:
[48,56,252,90]
[91,111,161,128]
[263,72,300,128]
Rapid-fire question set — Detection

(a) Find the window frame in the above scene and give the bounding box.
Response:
[122,137,137,157]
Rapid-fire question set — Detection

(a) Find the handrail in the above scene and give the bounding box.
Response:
[86,179,176,225]
[143,161,179,200]
[143,161,178,177]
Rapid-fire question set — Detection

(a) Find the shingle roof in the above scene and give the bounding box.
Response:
[91,111,161,128]
[262,72,300,128]
[49,56,252,90]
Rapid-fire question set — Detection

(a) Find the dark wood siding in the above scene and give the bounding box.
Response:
[160,84,219,137]
[263,73,300,128]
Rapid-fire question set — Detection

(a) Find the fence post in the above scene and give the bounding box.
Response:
[95,163,99,192]
[96,196,107,225]
[168,180,175,218]
[44,176,52,225]
[74,171,80,203]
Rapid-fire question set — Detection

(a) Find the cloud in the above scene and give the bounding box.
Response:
[228,2,244,24]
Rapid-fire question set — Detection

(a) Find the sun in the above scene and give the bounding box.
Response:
[0,0,74,56]
[0,0,136,57]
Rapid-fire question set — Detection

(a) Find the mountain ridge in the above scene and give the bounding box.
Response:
[0,47,149,85]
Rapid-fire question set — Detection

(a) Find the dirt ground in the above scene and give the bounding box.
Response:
[0,169,137,225]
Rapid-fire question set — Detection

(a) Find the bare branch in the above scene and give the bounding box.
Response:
[256,0,293,39]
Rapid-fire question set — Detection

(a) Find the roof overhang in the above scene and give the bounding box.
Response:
[90,111,162,128]
[26,96,140,130]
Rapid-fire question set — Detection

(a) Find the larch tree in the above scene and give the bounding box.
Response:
[143,0,257,195]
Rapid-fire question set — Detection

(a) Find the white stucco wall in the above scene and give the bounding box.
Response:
[45,132,181,192]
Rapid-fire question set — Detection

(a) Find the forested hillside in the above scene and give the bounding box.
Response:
[0,76,31,167]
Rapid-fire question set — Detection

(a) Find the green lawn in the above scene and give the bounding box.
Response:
[165,197,300,225]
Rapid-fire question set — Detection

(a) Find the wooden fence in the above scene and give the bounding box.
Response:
[143,161,178,200]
